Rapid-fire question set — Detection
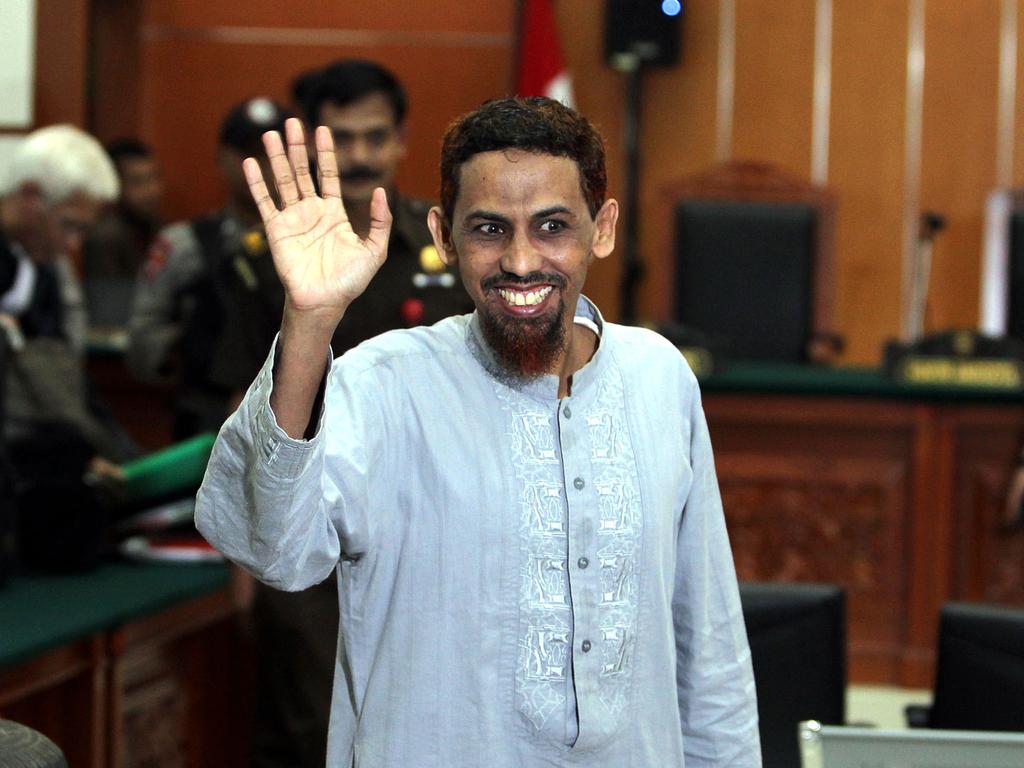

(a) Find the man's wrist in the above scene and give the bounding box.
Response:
[280,302,345,347]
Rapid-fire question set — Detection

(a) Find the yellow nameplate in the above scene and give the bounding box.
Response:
[897,356,1024,389]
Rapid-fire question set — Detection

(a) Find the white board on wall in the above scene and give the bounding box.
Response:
[0,1,38,128]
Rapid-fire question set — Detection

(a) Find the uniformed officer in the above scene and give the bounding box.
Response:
[211,63,473,409]
[243,61,474,768]
[126,98,291,439]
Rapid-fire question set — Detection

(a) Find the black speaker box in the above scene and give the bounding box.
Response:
[604,0,682,68]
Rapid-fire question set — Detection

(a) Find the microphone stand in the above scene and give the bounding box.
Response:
[616,54,645,324]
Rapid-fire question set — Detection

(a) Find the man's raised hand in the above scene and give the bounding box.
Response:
[244,118,391,327]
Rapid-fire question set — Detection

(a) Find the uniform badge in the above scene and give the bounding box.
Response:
[142,236,171,281]
[413,245,456,289]
[242,227,267,256]
[419,245,445,274]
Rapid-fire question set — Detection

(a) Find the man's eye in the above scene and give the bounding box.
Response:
[476,223,504,236]
[539,220,566,233]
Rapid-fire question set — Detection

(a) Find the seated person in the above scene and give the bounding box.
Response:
[82,138,164,329]
[0,125,134,570]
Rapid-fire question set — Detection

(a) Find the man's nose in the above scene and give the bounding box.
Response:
[349,137,373,165]
[500,231,542,276]
[63,230,84,258]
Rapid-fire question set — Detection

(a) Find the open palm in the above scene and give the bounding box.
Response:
[245,119,391,319]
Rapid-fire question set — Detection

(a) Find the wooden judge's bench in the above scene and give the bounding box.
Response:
[701,362,1024,687]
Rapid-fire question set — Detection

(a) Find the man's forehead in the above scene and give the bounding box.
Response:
[120,156,158,176]
[318,93,399,131]
[454,150,585,214]
[56,191,103,214]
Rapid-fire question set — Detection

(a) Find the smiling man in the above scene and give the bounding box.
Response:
[197,97,760,767]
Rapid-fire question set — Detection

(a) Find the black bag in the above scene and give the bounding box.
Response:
[9,421,108,573]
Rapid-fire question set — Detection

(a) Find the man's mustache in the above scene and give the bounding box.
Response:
[481,272,567,291]
[341,166,382,183]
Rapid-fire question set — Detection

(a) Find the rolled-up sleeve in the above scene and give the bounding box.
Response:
[673,378,761,767]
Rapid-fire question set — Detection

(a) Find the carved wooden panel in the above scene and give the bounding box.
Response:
[717,451,910,681]
[118,649,187,768]
[953,421,1024,606]
[703,392,1024,685]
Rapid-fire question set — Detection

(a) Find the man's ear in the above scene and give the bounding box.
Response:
[427,206,456,266]
[591,199,619,260]
[395,124,409,159]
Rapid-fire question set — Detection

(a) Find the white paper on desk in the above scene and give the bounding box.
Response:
[0,0,37,128]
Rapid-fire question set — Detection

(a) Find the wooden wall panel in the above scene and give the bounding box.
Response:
[136,37,512,219]
[141,1,513,31]
[123,0,515,223]
[732,0,816,177]
[829,1,908,363]
[90,0,144,141]
[919,0,1001,336]
[640,0,722,324]
[1016,0,1024,185]
[34,0,89,128]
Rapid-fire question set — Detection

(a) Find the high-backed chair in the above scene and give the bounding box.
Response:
[907,601,1024,731]
[663,162,840,363]
[739,581,847,768]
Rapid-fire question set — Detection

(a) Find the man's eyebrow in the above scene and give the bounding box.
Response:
[532,206,573,219]
[464,210,512,225]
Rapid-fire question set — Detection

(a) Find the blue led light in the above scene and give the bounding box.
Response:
[662,0,682,16]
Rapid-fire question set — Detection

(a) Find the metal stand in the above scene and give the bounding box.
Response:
[617,57,645,324]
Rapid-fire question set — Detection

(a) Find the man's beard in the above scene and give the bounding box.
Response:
[478,272,569,386]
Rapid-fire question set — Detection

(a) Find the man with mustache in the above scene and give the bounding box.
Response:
[230,59,472,768]
[197,98,760,767]
[288,59,470,349]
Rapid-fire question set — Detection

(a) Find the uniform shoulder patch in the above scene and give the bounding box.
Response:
[142,236,172,281]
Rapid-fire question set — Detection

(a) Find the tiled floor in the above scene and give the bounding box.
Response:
[845,685,933,729]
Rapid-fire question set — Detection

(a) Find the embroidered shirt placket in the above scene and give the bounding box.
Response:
[559,393,599,747]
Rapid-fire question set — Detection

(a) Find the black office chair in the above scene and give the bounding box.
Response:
[907,601,1024,731]
[663,162,842,364]
[739,581,847,768]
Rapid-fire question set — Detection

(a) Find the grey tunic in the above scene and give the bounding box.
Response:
[196,297,760,767]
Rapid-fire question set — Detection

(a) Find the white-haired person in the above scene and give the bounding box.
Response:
[0,124,120,353]
[0,125,136,573]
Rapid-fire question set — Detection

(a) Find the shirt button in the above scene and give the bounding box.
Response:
[573,477,585,490]
[577,557,589,569]
[563,405,572,418]
[581,639,592,653]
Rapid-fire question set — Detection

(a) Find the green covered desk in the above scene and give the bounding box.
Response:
[0,562,247,768]
[698,361,1024,687]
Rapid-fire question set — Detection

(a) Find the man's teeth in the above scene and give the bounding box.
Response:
[498,286,553,306]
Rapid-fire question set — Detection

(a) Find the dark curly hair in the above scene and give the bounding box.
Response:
[438,97,606,222]
[294,59,407,128]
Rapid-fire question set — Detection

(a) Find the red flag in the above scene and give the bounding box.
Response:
[515,0,574,107]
